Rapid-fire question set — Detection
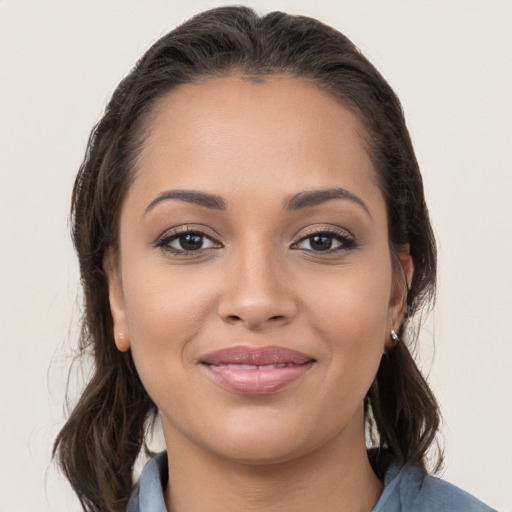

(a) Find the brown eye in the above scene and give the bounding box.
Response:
[293,230,356,253]
[308,234,335,251]
[157,230,220,253]
[175,233,204,251]
[296,234,340,251]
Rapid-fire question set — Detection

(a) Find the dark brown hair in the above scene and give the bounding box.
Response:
[54,6,440,512]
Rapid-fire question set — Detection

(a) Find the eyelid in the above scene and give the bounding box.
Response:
[153,225,223,253]
[290,225,357,252]
[154,224,221,242]
[152,224,356,255]
[293,224,354,243]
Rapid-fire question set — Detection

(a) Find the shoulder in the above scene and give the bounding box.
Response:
[128,452,496,512]
[126,451,168,512]
[373,463,497,512]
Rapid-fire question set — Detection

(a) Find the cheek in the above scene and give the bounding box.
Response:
[124,258,216,334]
[121,262,217,387]
[312,257,391,333]
[307,256,392,382]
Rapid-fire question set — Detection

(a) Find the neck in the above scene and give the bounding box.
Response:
[163,411,383,512]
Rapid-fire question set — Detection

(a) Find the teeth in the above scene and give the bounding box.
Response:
[225,364,258,370]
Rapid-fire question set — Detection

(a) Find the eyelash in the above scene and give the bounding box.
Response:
[291,227,357,254]
[154,226,357,256]
[154,227,221,255]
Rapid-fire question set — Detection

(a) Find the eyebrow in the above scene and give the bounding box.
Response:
[144,189,227,215]
[284,187,371,217]
[144,186,371,218]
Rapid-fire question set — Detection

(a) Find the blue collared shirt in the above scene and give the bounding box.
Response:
[127,451,496,511]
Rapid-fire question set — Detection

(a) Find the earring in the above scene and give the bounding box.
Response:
[390,329,400,346]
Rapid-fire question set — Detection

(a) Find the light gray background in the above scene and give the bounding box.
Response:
[1,1,511,511]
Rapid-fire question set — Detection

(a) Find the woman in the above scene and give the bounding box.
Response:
[53,6,495,512]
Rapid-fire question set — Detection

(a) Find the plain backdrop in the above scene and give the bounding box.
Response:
[0,1,511,511]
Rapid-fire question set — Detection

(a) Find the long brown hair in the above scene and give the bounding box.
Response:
[54,6,441,511]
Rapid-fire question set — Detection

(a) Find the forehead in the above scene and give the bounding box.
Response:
[129,74,381,211]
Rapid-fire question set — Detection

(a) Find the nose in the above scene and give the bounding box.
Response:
[217,245,297,330]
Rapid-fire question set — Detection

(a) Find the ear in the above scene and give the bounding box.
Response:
[104,250,131,352]
[388,243,414,334]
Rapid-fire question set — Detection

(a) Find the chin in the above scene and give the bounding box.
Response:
[213,435,312,466]
[200,409,351,467]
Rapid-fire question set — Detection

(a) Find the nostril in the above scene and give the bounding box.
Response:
[224,314,286,325]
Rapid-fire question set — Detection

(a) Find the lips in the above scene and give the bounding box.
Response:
[200,346,315,395]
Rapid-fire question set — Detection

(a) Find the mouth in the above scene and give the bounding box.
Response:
[199,346,316,395]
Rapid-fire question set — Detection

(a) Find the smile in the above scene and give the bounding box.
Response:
[200,346,316,395]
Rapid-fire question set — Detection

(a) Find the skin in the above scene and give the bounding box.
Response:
[106,75,413,512]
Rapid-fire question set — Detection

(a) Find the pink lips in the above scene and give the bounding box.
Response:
[200,346,315,395]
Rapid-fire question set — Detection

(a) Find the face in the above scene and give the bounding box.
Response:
[107,75,410,465]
